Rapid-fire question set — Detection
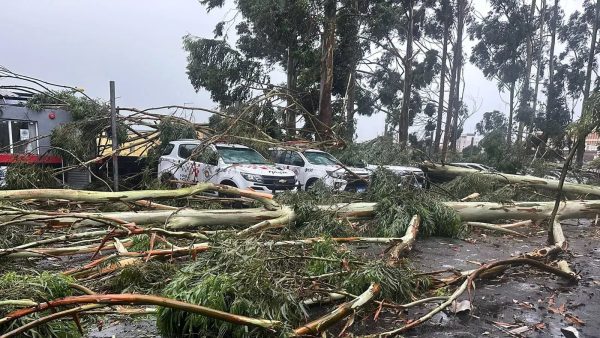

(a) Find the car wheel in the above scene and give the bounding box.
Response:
[218,180,238,197]
[159,172,178,189]
[305,178,319,191]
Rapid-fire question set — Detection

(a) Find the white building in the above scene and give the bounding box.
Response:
[456,133,482,152]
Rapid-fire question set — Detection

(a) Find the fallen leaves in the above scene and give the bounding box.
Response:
[564,313,585,326]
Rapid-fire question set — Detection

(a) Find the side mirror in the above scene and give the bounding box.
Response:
[292,159,304,167]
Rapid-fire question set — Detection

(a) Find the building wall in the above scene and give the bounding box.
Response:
[457,134,482,153]
[0,105,71,155]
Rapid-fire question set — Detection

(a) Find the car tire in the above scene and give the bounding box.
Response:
[305,178,319,191]
[159,172,178,189]
[218,180,238,197]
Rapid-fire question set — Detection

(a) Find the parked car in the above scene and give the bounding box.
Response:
[158,140,298,194]
[450,162,497,172]
[269,148,371,192]
[366,164,427,188]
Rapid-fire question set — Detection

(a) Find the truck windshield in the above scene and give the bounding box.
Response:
[217,146,269,164]
[303,151,339,165]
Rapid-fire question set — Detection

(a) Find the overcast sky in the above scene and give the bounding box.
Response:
[0,0,585,141]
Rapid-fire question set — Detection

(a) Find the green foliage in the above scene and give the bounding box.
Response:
[441,173,498,200]
[3,162,58,189]
[331,136,419,167]
[368,168,465,238]
[183,36,266,106]
[157,241,302,337]
[0,272,79,338]
[475,111,527,173]
[276,182,357,238]
[106,262,179,293]
[342,261,430,303]
[305,239,350,276]
[28,90,128,164]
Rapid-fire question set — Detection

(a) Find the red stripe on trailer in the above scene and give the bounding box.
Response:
[0,153,62,165]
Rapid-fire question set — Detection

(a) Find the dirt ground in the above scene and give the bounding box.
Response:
[86,219,600,337]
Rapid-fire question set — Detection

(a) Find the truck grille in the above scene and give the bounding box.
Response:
[256,175,296,191]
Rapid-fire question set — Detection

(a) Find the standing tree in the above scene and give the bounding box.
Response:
[441,0,467,161]
[431,0,454,153]
[469,0,530,149]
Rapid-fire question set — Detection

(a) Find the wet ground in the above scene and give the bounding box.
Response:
[86,220,600,337]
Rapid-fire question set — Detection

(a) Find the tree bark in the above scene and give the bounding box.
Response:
[507,81,515,147]
[423,163,600,197]
[441,0,465,161]
[434,14,451,154]
[531,0,546,132]
[545,0,558,126]
[450,54,463,152]
[399,0,414,146]
[286,46,298,137]
[518,0,537,143]
[345,70,357,141]
[575,0,600,166]
[293,283,380,336]
[317,0,336,139]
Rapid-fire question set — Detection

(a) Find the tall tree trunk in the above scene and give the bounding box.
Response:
[286,47,297,138]
[450,56,463,152]
[576,0,600,166]
[345,71,356,141]
[542,0,558,151]
[434,20,450,154]
[518,0,537,144]
[531,0,546,132]
[507,82,515,147]
[441,0,465,161]
[399,1,414,146]
[318,0,336,140]
[547,0,558,93]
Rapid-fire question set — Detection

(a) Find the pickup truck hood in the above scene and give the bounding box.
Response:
[230,164,295,177]
[320,165,370,176]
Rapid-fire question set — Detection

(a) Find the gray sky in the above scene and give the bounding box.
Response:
[0,0,586,141]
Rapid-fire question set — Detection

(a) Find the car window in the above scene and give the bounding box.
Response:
[217,146,269,164]
[162,144,174,156]
[303,151,339,165]
[284,152,304,166]
[178,144,198,159]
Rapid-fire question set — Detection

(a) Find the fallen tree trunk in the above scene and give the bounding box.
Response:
[0,183,279,210]
[387,214,420,263]
[423,163,600,197]
[3,201,599,231]
[0,294,282,332]
[293,283,381,336]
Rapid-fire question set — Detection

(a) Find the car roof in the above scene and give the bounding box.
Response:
[170,140,250,149]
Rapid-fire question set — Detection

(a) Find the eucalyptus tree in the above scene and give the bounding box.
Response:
[469,0,531,148]
[441,0,467,160]
[565,0,600,165]
[362,0,440,146]
[429,0,454,153]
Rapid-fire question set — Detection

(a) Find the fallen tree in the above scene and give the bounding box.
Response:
[422,162,600,197]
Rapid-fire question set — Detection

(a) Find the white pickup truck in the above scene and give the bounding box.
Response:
[269,148,370,192]
[158,140,298,194]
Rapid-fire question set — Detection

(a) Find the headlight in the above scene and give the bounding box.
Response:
[326,170,345,179]
[241,173,263,182]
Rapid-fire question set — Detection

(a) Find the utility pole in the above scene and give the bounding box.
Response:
[110,81,119,191]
